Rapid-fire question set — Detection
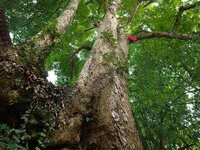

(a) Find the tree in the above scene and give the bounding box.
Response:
[0,0,199,149]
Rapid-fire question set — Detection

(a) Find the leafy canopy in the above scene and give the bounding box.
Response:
[1,0,199,149]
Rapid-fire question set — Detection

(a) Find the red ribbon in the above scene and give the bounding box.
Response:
[128,35,138,41]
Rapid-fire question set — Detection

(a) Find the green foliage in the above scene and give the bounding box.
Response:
[125,1,200,149]
[1,0,199,149]
[44,0,98,85]
[0,104,58,150]
[0,109,31,150]
[0,0,71,43]
[128,38,200,149]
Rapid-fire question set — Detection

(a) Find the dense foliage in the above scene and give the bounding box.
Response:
[0,0,199,149]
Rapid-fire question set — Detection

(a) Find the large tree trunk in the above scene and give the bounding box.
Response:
[0,0,142,149]
[75,0,142,149]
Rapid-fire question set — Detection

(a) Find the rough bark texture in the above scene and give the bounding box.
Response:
[56,0,80,33]
[75,0,142,149]
[0,1,82,148]
[0,0,143,149]
[33,0,80,48]
[135,32,198,41]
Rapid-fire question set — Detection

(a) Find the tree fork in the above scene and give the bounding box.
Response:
[0,0,143,149]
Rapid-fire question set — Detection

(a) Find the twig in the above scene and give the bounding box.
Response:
[125,0,142,27]
[178,144,195,150]
[182,64,195,78]
[70,45,92,58]
[144,0,156,8]
[85,26,96,32]
[69,45,91,78]
[86,0,93,5]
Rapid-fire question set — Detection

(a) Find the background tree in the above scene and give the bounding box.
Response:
[0,0,199,149]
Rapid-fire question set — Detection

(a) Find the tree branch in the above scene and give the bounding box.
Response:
[86,0,93,5]
[182,64,195,78]
[125,0,142,27]
[134,32,198,41]
[70,45,92,59]
[56,0,80,33]
[178,137,196,150]
[84,26,96,32]
[33,0,81,48]
[144,0,156,8]
[69,45,91,79]
[178,144,195,150]
[181,64,199,83]
[173,1,200,31]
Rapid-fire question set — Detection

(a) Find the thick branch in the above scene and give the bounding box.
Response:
[33,0,80,48]
[125,0,142,27]
[56,0,80,33]
[134,32,198,41]
[173,1,200,31]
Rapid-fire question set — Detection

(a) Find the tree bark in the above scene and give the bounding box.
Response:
[33,0,80,48]
[74,0,142,149]
[0,0,143,149]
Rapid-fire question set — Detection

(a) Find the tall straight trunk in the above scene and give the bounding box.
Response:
[76,0,142,149]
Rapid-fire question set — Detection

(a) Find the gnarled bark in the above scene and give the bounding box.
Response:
[0,0,143,149]
[70,0,142,149]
